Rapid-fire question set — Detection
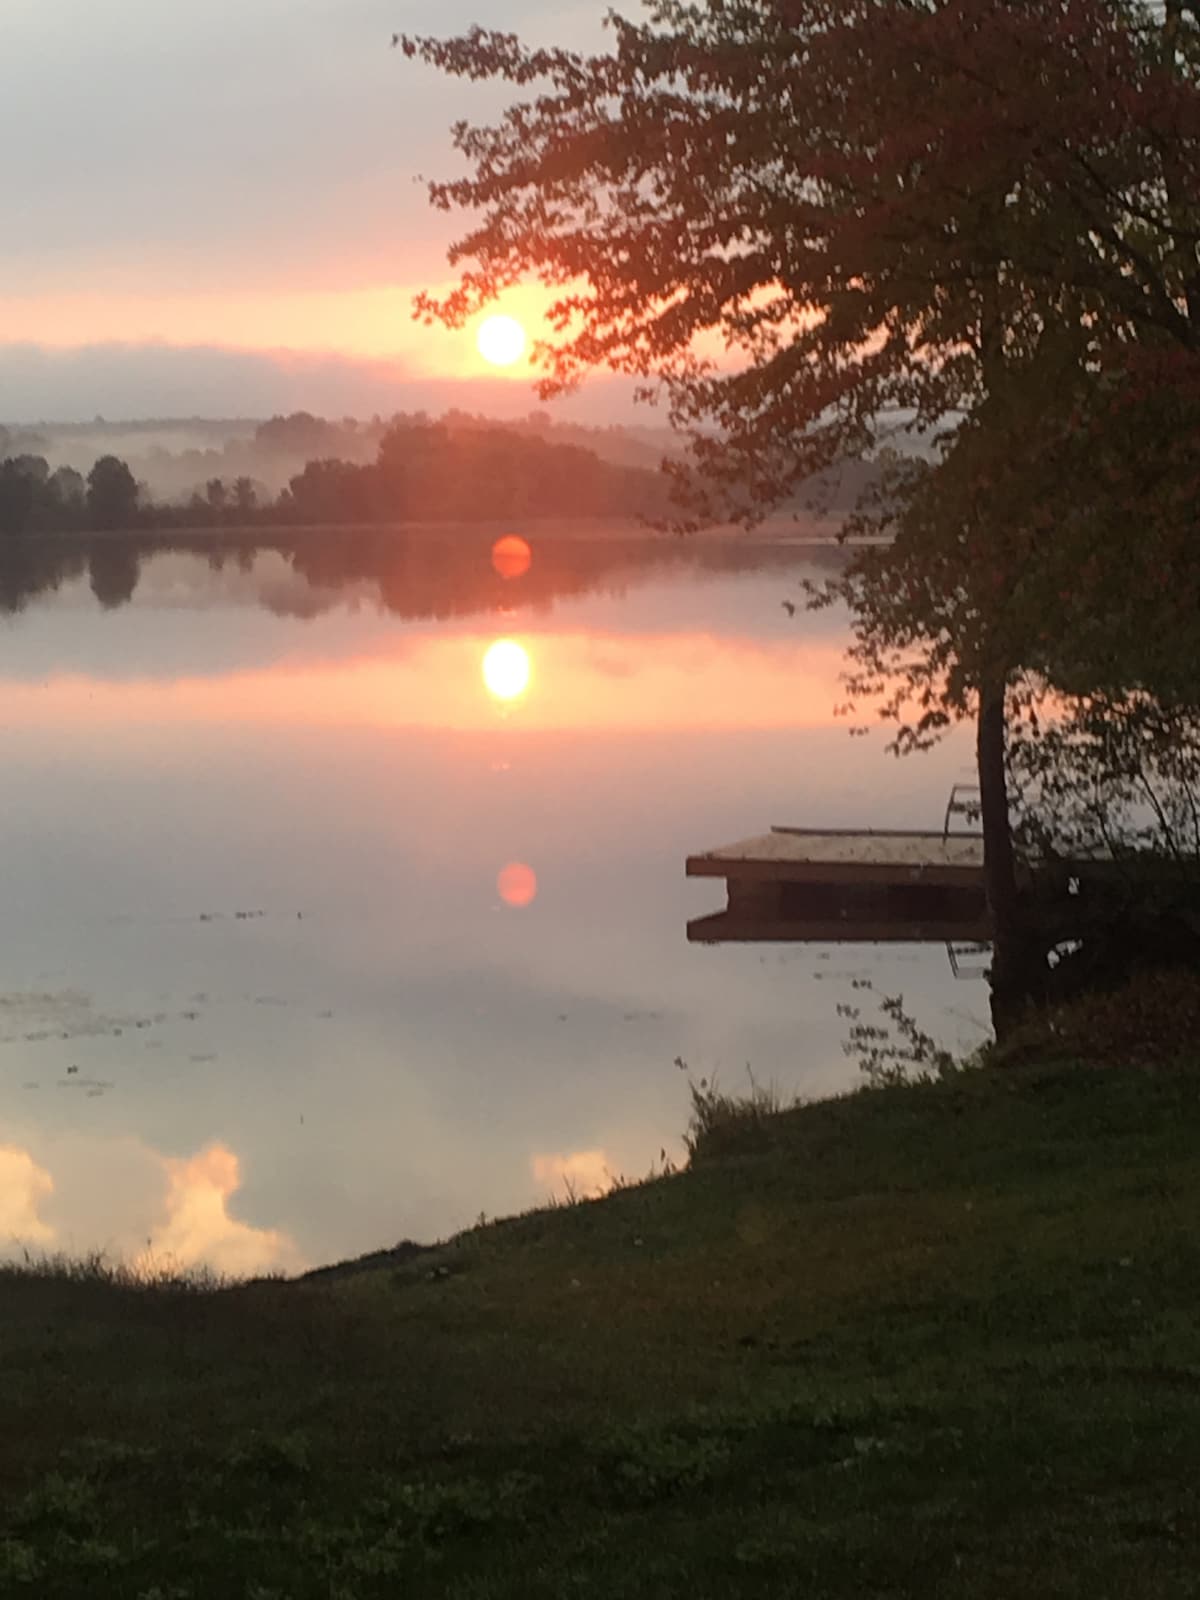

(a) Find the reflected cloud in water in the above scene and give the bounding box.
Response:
[0,1132,303,1277]
[135,1144,304,1278]
[531,1148,614,1201]
[0,1144,55,1248]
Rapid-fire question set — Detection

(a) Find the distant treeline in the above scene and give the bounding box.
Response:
[0,408,681,503]
[0,418,672,537]
[0,455,139,535]
[278,422,671,525]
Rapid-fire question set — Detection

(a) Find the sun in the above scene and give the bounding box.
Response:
[476,314,527,368]
[482,639,531,701]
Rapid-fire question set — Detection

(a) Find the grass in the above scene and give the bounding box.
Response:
[2,1249,228,1293]
[5,1050,1200,1597]
[682,1063,794,1162]
[988,964,1200,1070]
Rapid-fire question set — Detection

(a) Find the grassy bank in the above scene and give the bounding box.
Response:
[4,1055,1200,1597]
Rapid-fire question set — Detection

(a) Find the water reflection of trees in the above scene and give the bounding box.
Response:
[0,530,836,622]
[0,540,87,613]
[88,541,143,610]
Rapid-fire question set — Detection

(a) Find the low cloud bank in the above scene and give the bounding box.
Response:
[0,343,643,429]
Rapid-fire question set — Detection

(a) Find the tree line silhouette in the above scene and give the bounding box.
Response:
[0,455,139,536]
[0,417,671,538]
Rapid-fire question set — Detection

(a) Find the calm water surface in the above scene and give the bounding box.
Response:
[0,532,985,1273]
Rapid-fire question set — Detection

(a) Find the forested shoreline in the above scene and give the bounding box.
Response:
[0,413,675,537]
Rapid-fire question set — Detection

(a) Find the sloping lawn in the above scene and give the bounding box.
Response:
[4,1058,1200,1597]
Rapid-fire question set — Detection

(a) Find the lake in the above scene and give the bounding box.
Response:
[0,530,987,1274]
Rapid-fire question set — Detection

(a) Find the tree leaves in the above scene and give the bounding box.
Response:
[404,0,1200,754]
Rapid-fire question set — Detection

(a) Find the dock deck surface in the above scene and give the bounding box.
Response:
[687,828,986,885]
[686,827,991,944]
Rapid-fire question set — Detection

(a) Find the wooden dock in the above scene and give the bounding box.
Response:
[686,828,992,943]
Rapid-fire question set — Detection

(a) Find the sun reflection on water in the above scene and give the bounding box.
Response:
[482,638,531,703]
[491,535,533,581]
[497,863,538,908]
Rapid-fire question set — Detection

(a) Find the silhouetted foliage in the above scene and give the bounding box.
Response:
[403,0,1200,1028]
[283,420,669,526]
[0,409,696,534]
[255,412,355,461]
[86,456,140,531]
[0,460,37,537]
[287,458,375,524]
[0,455,91,535]
[49,466,86,513]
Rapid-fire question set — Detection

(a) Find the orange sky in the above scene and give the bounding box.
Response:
[0,3,631,418]
[0,283,557,376]
[2,3,606,298]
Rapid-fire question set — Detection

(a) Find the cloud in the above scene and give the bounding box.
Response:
[531,1148,614,1199]
[0,1145,56,1252]
[1,1,607,285]
[137,1144,305,1279]
[0,342,641,427]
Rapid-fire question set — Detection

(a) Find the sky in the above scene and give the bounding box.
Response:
[0,0,621,422]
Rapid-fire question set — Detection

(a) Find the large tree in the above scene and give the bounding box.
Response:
[86,455,140,533]
[403,0,1200,1023]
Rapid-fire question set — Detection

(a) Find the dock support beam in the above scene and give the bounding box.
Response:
[978,683,1043,1033]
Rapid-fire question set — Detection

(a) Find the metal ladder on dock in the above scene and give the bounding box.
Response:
[943,783,982,839]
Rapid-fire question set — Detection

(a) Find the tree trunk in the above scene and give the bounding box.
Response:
[977,681,1038,1036]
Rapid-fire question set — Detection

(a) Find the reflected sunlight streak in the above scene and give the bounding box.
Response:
[491,535,533,581]
[498,863,538,909]
[482,639,532,703]
[0,632,859,735]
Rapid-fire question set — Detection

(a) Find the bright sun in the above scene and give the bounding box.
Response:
[476,314,527,368]
[482,639,531,701]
